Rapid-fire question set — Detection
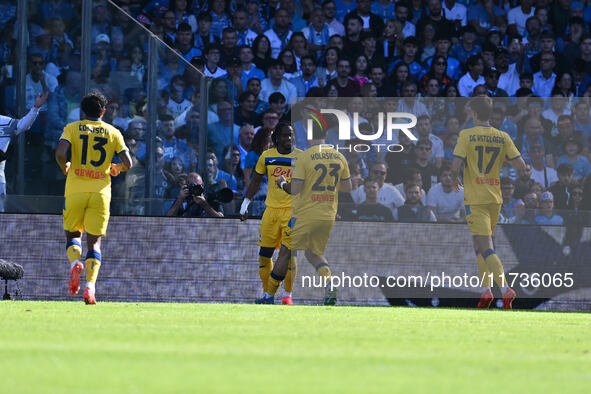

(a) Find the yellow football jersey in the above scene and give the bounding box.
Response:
[59,119,128,197]
[255,147,302,209]
[292,144,350,220]
[453,125,521,205]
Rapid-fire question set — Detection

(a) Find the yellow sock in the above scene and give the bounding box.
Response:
[259,256,273,288]
[264,272,283,296]
[284,256,297,293]
[85,250,102,284]
[476,252,492,288]
[316,263,332,286]
[483,249,506,288]
[66,240,82,265]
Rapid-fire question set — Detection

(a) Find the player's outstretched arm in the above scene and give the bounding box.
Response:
[240,171,263,221]
[450,156,464,193]
[508,156,527,177]
[55,140,70,176]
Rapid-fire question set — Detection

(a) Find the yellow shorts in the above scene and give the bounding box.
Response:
[63,192,110,236]
[258,206,291,248]
[465,203,501,236]
[281,217,335,256]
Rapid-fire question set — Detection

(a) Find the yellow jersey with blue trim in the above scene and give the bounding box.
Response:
[59,119,128,197]
[453,125,521,205]
[292,144,351,221]
[255,147,302,209]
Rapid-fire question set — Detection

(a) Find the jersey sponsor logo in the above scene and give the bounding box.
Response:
[74,168,106,179]
[310,193,335,202]
[475,177,500,186]
[271,167,292,178]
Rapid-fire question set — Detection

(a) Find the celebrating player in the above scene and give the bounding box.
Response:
[240,122,301,304]
[451,97,526,309]
[256,120,351,305]
[55,91,132,305]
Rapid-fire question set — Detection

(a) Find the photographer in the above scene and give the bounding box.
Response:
[165,172,224,217]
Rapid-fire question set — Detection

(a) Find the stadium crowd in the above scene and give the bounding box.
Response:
[1,0,591,224]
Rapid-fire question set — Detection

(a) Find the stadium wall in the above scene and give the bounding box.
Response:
[1,214,589,311]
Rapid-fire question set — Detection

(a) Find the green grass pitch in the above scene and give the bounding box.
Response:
[1,301,590,394]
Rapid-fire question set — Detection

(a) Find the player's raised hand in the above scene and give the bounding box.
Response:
[34,91,49,109]
[452,177,463,193]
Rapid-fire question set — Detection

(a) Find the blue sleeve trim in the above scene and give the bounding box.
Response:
[482,249,496,259]
[506,154,521,161]
[59,139,71,145]
[453,154,465,160]
[116,149,129,156]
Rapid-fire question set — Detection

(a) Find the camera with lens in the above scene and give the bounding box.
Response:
[185,183,204,197]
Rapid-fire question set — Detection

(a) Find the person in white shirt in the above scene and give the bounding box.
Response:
[322,0,345,37]
[25,53,58,112]
[264,8,293,59]
[426,163,465,222]
[443,0,467,27]
[533,53,556,98]
[507,0,535,36]
[351,162,405,216]
[458,54,484,97]
[395,2,416,38]
[529,143,558,189]
[259,60,297,104]
[203,44,227,78]
[495,47,520,96]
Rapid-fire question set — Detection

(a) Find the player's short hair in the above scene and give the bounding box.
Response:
[81,90,108,118]
[470,96,493,121]
[272,121,294,145]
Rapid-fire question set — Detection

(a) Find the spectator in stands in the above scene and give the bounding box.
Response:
[534,191,564,225]
[222,145,245,200]
[233,9,258,47]
[325,58,360,97]
[219,28,239,68]
[167,75,192,118]
[351,161,404,216]
[206,151,237,195]
[514,162,535,199]
[251,34,272,74]
[343,13,364,55]
[573,100,591,139]
[290,55,321,98]
[518,116,550,165]
[234,92,260,127]
[264,8,293,59]
[426,162,465,223]
[550,163,575,210]
[556,137,591,180]
[389,36,423,80]
[353,177,394,222]
[495,47,520,97]
[268,92,288,121]
[302,7,334,61]
[395,184,436,222]
[550,115,587,160]
[322,0,345,37]
[319,46,339,83]
[202,44,226,78]
[458,55,484,97]
[259,59,297,104]
[410,138,437,192]
[159,114,191,167]
[194,12,215,52]
[239,46,265,91]
[500,177,519,219]
[207,100,240,161]
[415,115,444,168]
[236,124,255,169]
[278,48,299,79]
[165,172,224,217]
[530,143,558,189]
[209,0,231,39]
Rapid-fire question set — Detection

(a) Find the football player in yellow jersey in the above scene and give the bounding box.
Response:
[240,122,301,304]
[55,91,133,305]
[451,97,526,309]
[256,121,352,305]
